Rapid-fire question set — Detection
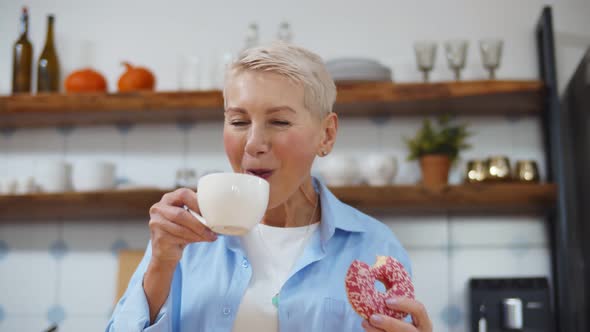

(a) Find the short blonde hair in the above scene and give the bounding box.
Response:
[223,41,337,118]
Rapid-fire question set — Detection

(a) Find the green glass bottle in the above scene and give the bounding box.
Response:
[12,6,33,94]
[37,15,60,93]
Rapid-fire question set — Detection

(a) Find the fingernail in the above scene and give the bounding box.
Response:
[370,314,383,324]
[386,297,399,306]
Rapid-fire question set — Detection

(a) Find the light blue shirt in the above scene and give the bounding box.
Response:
[107,179,411,332]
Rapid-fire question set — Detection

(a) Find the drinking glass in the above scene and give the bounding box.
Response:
[479,38,503,80]
[277,21,293,42]
[414,41,437,82]
[178,55,201,90]
[444,40,469,81]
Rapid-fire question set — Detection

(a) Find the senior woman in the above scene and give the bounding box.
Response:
[107,42,432,332]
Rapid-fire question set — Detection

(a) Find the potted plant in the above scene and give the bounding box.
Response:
[405,116,471,188]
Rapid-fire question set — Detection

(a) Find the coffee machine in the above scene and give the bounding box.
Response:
[469,277,554,332]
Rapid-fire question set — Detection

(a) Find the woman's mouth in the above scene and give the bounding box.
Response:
[246,169,274,180]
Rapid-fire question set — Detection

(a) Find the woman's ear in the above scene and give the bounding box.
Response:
[317,112,338,157]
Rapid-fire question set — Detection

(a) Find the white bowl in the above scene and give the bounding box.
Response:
[361,154,398,186]
[319,155,361,186]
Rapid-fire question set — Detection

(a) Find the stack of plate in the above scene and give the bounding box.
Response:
[325,58,392,82]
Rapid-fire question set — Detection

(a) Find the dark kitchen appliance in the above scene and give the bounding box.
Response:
[469,277,554,332]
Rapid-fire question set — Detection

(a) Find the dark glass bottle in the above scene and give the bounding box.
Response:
[12,6,33,93]
[37,15,60,93]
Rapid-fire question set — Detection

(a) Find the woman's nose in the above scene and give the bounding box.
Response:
[244,125,270,156]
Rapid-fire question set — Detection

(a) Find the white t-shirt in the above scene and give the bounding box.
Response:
[232,222,320,332]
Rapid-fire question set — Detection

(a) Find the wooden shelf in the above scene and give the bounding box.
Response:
[334,183,557,215]
[0,183,556,222]
[0,80,544,128]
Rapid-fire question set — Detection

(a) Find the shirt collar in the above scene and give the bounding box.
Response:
[226,177,366,255]
[313,177,366,245]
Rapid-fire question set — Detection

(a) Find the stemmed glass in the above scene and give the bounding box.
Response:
[277,21,293,42]
[414,41,437,82]
[479,39,503,80]
[444,40,469,81]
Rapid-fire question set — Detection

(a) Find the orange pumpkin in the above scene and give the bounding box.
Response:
[117,62,155,92]
[64,68,108,93]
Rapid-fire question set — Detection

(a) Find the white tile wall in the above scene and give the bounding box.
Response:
[333,118,380,153]
[1,0,580,329]
[383,216,449,248]
[0,223,59,251]
[58,316,110,332]
[118,221,150,250]
[450,216,549,247]
[0,253,58,314]
[59,253,117,315]
[67,126,120,162]
[124,124,185,188]
[61,222,120,251]
[0,315,50,332]
[407,249,450,332]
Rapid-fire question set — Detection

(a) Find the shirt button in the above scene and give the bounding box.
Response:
[241,259,249,268]
[222,307,231,316]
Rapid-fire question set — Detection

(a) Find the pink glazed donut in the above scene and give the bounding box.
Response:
[345,256,415,320]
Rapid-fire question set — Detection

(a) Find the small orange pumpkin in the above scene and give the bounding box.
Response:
[117,62,155,92]
[64,68,108,93]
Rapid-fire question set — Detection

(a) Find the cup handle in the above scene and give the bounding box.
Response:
[184,205,208,226]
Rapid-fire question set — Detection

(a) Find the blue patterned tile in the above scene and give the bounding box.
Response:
[176,120,196,131]
[115,122,134,135]
[0,304,5,322]
[110,238,129,256]
[0,240,8,260]
[56,125,75,136]
[47,304,66,324]
[504,114,523,123]
[49,239,69,260]
[368,113,392,126]
[440,304,463,327]
[115,177,131,186]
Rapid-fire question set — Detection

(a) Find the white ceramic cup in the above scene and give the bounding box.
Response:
[319,155,361,186]
[36,161,71,193]
[362,154,398,186]
[188,172,269,236]
[72,161,116,192]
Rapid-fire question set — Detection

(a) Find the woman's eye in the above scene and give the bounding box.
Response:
[271,120,291,126]
[230,121,249,127]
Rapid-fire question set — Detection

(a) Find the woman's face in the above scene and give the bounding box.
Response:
[223,70,325,208]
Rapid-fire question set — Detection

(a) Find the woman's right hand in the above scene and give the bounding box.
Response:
[148,188,218,268]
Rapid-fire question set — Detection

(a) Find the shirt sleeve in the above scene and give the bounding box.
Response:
[105,242,176,332]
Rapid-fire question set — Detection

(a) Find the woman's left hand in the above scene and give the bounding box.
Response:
[361,297,433,332]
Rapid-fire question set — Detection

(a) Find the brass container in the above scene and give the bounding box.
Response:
[514,160,540,182]
[486,155,512,181]
[464,159,488,183]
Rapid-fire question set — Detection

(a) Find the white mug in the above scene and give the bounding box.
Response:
[188,172,269,236]
[72,161,116,192]
[35,161,71,193]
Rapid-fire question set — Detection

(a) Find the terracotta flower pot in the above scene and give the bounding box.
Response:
[419,154,451,188]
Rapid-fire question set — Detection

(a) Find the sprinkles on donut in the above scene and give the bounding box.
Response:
[345,256,415,320]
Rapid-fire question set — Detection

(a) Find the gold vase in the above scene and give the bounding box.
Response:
[464,159,488,183]
[486,156,512,181]
[514,160,540,182]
